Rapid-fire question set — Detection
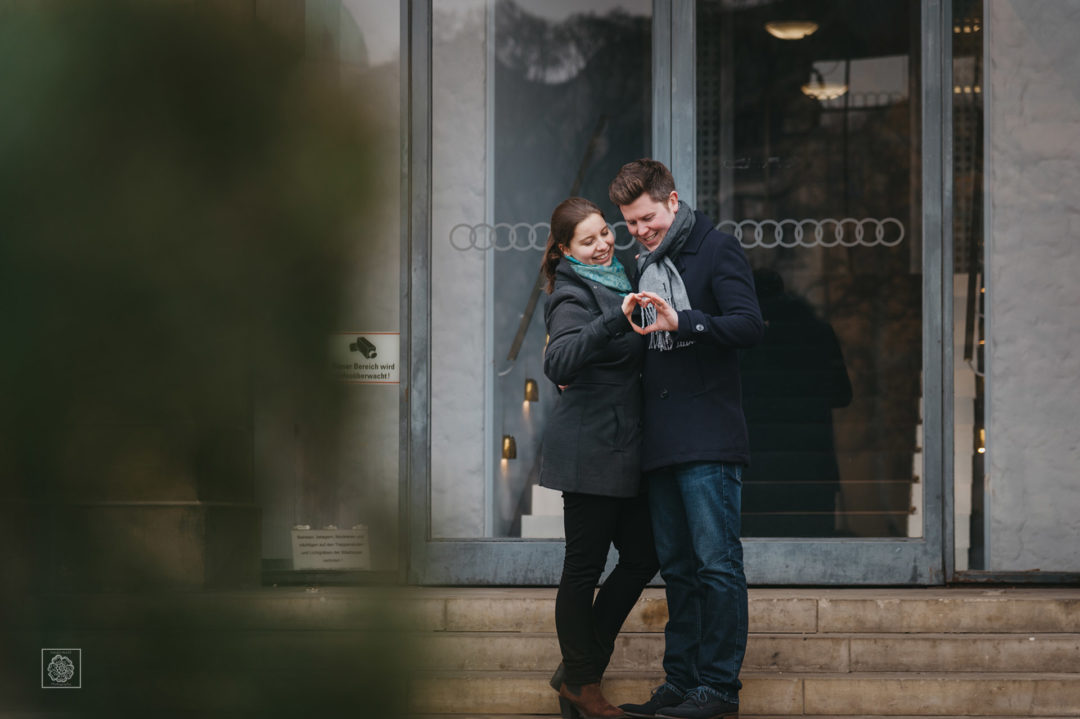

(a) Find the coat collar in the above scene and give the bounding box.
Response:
[677,209,713,255]
[629,210,717,278]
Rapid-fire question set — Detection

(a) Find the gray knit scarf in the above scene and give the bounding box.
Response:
[636,201,695,350]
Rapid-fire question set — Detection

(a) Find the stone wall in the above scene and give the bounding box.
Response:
[987,1,1080,571]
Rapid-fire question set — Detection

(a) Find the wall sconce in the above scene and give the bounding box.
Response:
[765,20,819,40]
[977,428,986,455]
[801,67,848,101]
[524,378,539,403]
[502,435,517,460]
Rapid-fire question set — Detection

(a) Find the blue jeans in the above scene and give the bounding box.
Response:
[648,462,746,704]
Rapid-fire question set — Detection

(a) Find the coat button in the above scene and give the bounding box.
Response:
[660,389,668,398]
[695,323,705,331]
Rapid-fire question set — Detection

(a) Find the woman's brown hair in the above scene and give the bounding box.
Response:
[542,197,605,293]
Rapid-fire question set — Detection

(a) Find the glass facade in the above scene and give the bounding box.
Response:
[243,0,1075,584]
[261,0,1024,583]
[696,0,924,537]
[273,0,962,583]
[429,0,652,539]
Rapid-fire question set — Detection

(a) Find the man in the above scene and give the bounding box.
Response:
[610,159,764,719]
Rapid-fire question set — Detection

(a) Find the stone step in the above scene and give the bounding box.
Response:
[14,588,1080,635]
[18,627,1078,680]
[6,587,437,631]
[419,588,1080,635]
[9,588,1080,717]
[410,671,1080,716]
[419,631,1080,673]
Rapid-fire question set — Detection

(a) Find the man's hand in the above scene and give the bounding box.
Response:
[636,291,678,333]
[622,292,678,335]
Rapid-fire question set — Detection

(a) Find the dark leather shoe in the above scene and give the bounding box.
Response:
[654,686,738,719]
[558,682,627,719]
[619,683,685,718]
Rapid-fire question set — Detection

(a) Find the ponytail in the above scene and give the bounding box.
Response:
[542,233,564,294]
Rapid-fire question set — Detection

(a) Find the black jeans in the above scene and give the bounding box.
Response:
[556,490,659,686]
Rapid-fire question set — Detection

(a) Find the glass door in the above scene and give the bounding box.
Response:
[408,0,653,583]
[692,0,946,583]
[407,0,948,584]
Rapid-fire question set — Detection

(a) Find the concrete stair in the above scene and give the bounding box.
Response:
[4,586,1078,716]
[407,587,1080,717]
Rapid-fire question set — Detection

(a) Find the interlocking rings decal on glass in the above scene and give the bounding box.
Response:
[449,222,638,252]
[717,217,905,249]
[448,218,904,251]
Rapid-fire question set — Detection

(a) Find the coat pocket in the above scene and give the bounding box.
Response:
[612,404,639,451]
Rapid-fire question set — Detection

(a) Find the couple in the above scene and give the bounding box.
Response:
[539,159,764,719]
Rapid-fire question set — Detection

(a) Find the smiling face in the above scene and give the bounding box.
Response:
[562,212,614,265]
[619,190,679,252]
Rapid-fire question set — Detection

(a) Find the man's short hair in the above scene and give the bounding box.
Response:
[608,158,676,206]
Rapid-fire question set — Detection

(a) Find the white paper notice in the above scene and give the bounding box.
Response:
[290,527,371,570]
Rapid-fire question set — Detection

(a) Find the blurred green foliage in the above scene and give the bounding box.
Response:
[0,0,374,458]
[0,1,409,715]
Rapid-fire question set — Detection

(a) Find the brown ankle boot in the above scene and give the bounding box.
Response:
[558,682,627,719]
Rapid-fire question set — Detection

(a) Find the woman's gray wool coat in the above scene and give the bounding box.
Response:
[539,257,645,498]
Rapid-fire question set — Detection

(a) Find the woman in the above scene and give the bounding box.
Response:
[540,197,659,719]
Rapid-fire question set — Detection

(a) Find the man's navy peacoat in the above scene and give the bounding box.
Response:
[637,210,765,471]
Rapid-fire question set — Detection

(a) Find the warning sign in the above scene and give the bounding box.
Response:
[330,332,399,384]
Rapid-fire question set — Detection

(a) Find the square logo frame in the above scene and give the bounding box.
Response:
[41,648,81,689]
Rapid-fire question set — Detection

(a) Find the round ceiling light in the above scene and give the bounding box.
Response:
[765,21,820,40]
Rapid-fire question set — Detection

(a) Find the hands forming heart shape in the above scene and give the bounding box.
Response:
[621,291,679,335]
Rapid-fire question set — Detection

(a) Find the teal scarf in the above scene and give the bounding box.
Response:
[566,255,633,295]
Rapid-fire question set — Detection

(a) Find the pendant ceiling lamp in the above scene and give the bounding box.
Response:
[765,20,819,40]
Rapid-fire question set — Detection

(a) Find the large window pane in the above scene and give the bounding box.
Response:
[430,0,651,538]
[697,0,923,538]
[255,0,402,572]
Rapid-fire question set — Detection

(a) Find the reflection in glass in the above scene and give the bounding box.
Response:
[431,0,651,538]
[697,0,923,537]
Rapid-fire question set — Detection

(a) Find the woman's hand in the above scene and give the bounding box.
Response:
[622,292,646,335]
[636,291,679,333]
